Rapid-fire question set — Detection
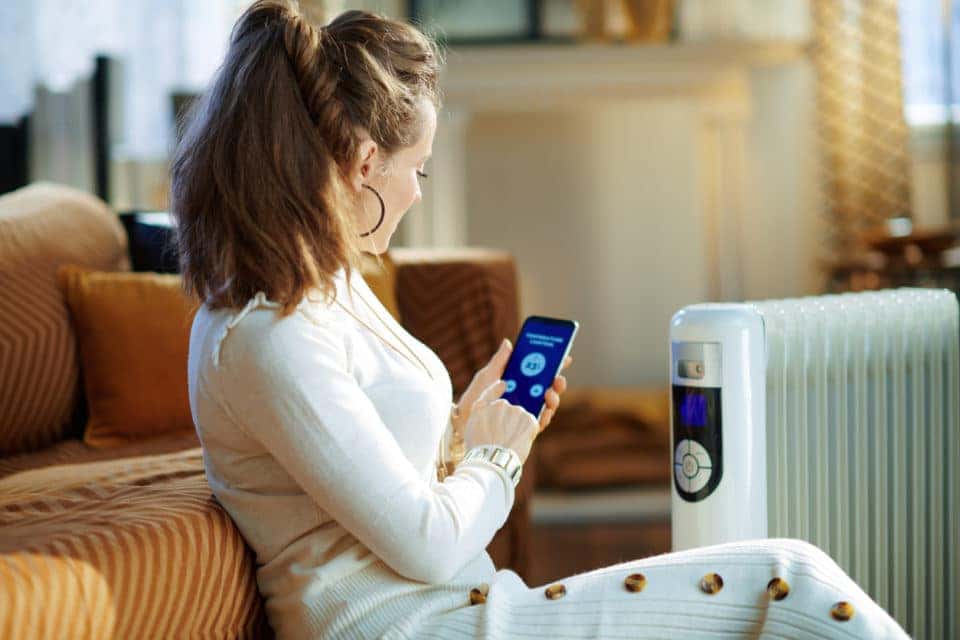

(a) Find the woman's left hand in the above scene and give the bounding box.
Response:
[454,339,572,435]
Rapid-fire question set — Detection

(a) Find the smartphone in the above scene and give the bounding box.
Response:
[499,315,579,420]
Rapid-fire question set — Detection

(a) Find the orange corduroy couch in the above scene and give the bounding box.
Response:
[0,182,534,639]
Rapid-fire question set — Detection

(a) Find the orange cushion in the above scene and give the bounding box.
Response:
[56,265,199,448]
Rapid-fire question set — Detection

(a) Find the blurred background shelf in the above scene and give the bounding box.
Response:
[531,486,670,525]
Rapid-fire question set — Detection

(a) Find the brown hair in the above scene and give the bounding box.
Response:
[169,1,442,317]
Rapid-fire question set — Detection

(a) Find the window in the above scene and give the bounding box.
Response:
[900,0,960,126]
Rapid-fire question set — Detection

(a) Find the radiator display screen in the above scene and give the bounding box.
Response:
[672,385,720,432]
[679,393,707,427]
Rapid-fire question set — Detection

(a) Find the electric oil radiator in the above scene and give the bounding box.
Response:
[669,288,959,639]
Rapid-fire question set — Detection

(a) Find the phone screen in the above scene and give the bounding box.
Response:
[500,316,578,419]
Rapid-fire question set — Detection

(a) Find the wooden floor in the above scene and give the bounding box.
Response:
[526,518,671,587]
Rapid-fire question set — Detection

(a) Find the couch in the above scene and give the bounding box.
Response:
[0,182,535,639]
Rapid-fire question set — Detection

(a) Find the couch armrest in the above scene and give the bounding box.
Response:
[389,247,535,580]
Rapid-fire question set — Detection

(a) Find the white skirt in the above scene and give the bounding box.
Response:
[382,538,909,640]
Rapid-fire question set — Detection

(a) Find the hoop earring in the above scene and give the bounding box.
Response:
[359,184,385,237]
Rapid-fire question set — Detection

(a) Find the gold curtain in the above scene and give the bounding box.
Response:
[812,0,912,261]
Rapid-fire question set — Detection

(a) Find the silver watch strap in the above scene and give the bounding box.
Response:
[460,445,523,488]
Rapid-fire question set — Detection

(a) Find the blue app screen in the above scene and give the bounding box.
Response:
[501,318,576,418]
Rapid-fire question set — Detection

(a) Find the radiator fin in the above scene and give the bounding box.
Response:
[749,288,959,639]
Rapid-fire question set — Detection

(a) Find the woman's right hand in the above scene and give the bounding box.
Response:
[462,379,539,464]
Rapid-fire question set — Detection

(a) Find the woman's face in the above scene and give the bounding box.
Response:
[354,100,437,255]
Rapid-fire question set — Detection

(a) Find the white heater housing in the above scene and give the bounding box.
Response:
[669,288,960,639]
[669,304,767,551]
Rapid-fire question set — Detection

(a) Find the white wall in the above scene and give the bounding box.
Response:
[457,62,820,389]
[740,61,821,301]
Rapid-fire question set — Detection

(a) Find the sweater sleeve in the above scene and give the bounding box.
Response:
[213,307,515,585]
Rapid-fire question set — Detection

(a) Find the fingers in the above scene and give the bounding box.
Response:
[539,372,568,431]
[561,355,573,371]
[543,375,565,410]
[552,374,567,394]
[539,408,554,432]
[544,388,560,410]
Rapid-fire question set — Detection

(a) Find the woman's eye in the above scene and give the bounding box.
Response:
[416,170,429,179]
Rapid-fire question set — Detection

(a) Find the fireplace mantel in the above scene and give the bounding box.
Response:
[439,40,805,109]
[404,39,807,302]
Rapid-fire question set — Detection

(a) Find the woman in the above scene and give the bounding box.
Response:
[172,2,908,638]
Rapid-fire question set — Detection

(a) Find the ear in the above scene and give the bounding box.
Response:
[350,138,379,192]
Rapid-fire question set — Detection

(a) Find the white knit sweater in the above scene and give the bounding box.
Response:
[187,265,514,639]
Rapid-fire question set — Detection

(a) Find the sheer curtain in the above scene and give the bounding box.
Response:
[811,0,913,262]
[0,0,247,207]
[1,0,404,206]
[899,0,960,223]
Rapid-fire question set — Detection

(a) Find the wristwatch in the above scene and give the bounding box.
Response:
[460,445,523,488]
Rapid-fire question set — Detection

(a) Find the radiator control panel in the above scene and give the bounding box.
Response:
[672,384,723,502]
[671,340,723,503]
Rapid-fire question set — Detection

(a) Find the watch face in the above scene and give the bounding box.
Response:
[463,446,522,486]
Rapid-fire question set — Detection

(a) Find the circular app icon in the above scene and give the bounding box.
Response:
[520,352,547,377]
[530,384,544,397]
[504,379,517,393]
